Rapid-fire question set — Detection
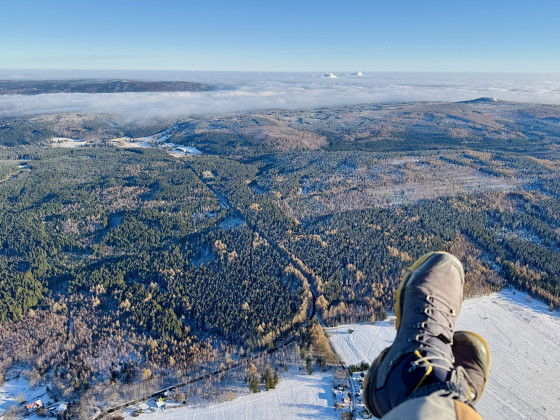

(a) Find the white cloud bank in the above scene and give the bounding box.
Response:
[1,72,560,121]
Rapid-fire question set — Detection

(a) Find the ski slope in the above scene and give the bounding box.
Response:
[326,289,560,420]
[123,370,336,420]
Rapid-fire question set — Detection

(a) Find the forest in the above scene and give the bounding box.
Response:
[1,99,560,413]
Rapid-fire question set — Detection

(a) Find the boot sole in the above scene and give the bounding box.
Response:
[395,251,465,330]
[454,330,490,404]
[363,346,390,417]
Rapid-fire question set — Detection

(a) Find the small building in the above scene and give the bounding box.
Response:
[26,399,43,413]
[57,402,69,419]
[138,402,150,412]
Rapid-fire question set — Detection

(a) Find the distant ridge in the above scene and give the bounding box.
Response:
[0,79,212,95]
[458,97,500,104]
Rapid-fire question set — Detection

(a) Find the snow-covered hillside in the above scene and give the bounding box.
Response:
[0,375,51,419]
[123,371,336,420]
[326,289,560,420]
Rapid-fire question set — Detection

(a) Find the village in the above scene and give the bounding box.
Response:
[0,370,70,419]
[0,371,181,419]
[332,365,372,419]
[127,390,179,417]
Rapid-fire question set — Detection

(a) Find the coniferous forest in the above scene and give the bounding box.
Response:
[1,100,560,413]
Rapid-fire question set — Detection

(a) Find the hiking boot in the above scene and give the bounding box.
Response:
[363,252,465,417]
[452,330,490,404]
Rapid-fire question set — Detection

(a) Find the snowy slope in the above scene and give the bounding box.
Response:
[326,319,396,366]
[326,289,560,420]
[0,376,49,418]
[123,370,336,420]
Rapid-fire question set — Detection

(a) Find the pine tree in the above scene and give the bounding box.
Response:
[263,368,272,390]
[249,376,260,393]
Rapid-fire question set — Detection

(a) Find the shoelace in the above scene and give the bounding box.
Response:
[408,293,457,373]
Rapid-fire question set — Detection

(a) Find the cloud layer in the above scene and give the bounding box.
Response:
[1,72,560,121]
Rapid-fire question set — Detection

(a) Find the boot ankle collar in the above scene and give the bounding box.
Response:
[405,378,475,408]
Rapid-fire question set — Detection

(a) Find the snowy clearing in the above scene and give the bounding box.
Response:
[168,146,202,158]
[108,136,202,158]
[0,375,52,418]
[122,370,336,420]
[48,127,203,159]
[50,137,86,147]
[326,319,396,367]
[109,137,155,148]
[326,289,560,420]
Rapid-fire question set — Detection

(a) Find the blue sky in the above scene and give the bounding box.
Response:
[1,0,559,72]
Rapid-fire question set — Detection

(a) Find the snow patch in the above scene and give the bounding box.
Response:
[107,127,202,158]
[326,319,396,366]
[122,371,336,419]
[0,375,49,418]
[168,146,202,158]
[50,137,86,148]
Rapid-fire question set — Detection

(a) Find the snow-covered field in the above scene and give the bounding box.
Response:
[123,371,336,420]
[64,128,203,158]
[0,375,50,418]
[326,319,396,367]
[50,137,86,147]
[326,289,560,420]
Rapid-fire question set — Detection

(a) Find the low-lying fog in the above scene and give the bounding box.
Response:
[1,70,560,121]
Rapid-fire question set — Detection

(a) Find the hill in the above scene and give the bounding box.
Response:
[0,79,212,95]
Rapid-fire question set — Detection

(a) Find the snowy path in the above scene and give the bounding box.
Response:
[326,289,560,420]
[123,371,336,420]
